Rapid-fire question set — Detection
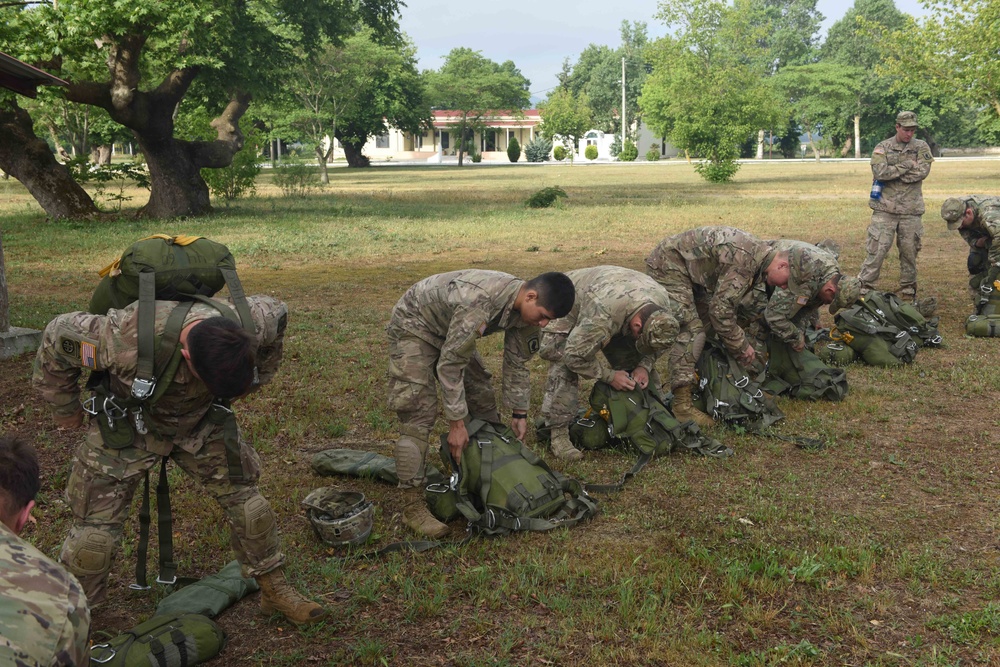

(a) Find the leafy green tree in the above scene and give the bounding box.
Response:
[424,48,530,166]
[641,0,781,182]
[287,30,428,180]
[3,0,402,218]
[773,62,863,160]
[539,88,593,157]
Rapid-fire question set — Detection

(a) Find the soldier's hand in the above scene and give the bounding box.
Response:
[54,409,85,429]
[511,417,528,441]
[610,370,636,391]
[630,367,650,389]
[791,337,806,353]
[737,344,757,367]
[447,420,469,463]
[899,159,916,171]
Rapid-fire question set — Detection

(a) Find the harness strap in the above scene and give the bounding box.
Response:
[583,451,653,494]
[135,271,156,397]
[134,456,176,590]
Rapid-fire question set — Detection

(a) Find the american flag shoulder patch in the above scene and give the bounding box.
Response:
[796,296,809,306]
[80,342,97,369]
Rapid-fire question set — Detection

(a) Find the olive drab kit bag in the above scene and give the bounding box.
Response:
[832,291,936,366]
[89,612,225,667]
[424,420,598,536]
[692,340,784,429]
[967,283,1000,336]
[85,234,256,591]
[761,337,848,402]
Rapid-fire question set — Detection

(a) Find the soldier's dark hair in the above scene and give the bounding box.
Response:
[186,317,257,399]
[525,272,575,319]
[0,436,41,520]
[636,303,663,325]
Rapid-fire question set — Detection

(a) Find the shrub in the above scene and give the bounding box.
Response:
[524,136,552,162]
[696,158,741,183]
[67,157,150,212]
[619,139,638,162]
[507,137,521,162]
[470,151,482,163]
[202,130,262,204]
[526,186,567,208]
[584,144,598,160]
[609,135,622,157]
[273,159,317,197]
[553,144,566,161]
[646,144,660,162]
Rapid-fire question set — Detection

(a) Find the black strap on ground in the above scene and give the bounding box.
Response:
[583,451,653,494]
[346,534,479,560]
[133,456,177,590]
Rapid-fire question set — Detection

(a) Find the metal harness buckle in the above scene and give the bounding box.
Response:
[128,583,151,591]
[90,645,117,664]
[131,377,156,400]
[156,574,178,585]
[735,376,749,388]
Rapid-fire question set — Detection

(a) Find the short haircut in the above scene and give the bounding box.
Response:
[636,303,662,325]
[186,317,257,399]
[525,272,575,318]
[0,436,40,519]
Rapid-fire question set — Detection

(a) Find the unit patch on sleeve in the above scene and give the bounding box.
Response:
[61,338,79,356]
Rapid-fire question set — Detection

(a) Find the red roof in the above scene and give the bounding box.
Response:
[431,109,540,129]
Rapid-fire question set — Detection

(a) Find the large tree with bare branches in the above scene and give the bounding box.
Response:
[2,0,401,218]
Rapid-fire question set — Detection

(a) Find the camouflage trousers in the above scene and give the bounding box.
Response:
[859,211,923,299]
[60,421,284,603]
[646,264,709,388]
[539,331,661,428]
[386,331,500,432]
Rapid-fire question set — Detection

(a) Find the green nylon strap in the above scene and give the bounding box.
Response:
[220,268,255,335]
[156,455,177,586]
[135,467,152,589]
[136,271,157,389]
[583,451,653,494]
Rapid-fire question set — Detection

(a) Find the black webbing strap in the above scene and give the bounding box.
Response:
[133,456,177,590]
[135,271,156,394]
[220,268,255,335]
[583,451,653,494]
[134,467,152,589]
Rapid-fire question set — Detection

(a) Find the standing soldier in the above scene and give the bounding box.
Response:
[32,296,328,627]
[0,435,90,666]
[859,111,934,303]
[386,270,575,538]
[645,227,793,428]
[537,266,680,461]
[941,195,1000,308]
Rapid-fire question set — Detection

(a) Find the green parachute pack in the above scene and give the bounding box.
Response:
[693,340,784,429]
[833,292,926,366]
[762,336,848,402]
[569,382,732,458]
[89,612,225,667]
[966,283,1000,336]
[424,420,598,536]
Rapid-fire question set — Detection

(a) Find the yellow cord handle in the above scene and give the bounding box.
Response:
[97,235,204,277]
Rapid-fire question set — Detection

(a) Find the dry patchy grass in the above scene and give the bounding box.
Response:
[2,159,1000,666]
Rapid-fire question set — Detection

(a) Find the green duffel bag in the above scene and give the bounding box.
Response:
[862,291,942,347]
[834,302,917,366]
[763,337,848,401]
[966,314,1000,337]
[89,612,225,666]
[154,560,258,619]
[814,340,857,366]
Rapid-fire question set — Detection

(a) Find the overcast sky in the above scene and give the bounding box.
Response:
[398,0,927,103]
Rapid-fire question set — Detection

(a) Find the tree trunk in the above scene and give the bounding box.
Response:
[0,232,9,333]
[137,134,213,217]
[0,98,99,219]
[341,140,371,168]
[756,129,764,159]
[91,144,112,164]
[854,114,861,159]
[840,137,853,158]
[805,130,820,162]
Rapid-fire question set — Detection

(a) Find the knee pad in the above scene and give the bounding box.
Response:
[395,434,428,488]
[242,496,277,541]
[61,526,114,576]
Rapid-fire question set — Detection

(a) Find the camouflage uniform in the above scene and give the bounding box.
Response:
[538,266,678,429]
[951,196,1000,304]
[757,241,840,350]
[386,270,540,487]
[0,522,90,667]
[32,296,288,603]
[645,227,778,387]
[860,129,934,300]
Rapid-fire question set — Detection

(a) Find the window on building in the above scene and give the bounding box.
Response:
[484,130,497,152]
[441,131,450,150]
[375,133,390,148]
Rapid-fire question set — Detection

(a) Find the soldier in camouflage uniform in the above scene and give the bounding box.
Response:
[860,111,934,302]
[537,266,680,460]
[387,270,575,538]
[32,296,327,627]
[0,435,90,666]
[941,196,1000,308]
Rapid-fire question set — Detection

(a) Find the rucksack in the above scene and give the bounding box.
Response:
[966,314,1000,337]
[85,234,254,591]
[861,291,942,347]
[762,336,849,401]
[89,612,225,666]
[834,298,919,366]
[569,382,732,458]
[424,420,598,536]
[692,340,784,430]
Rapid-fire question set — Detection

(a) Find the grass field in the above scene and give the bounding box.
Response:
[2,159,1000,666]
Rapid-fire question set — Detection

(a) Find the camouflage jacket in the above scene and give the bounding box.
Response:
[0,522,90,667]
[387,270,539,421]
[32,296,287,452]
[869,136,933,215]
[546,266,676,382]
[763,241,840,345]
[958,196,1000,267]
[646,226,776,357]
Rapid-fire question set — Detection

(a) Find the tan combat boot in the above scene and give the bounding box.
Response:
[671,385,715,429]
[549,430,583,461]
[402,487,449,539]
[257,567,327,627]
